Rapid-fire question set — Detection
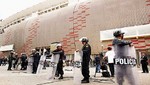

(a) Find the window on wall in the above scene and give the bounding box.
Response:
[44,11,47,13]
[48,9,51,12]
[7,25,9,28]
[22,18,25,21]
[2,2,69,29]
[17,20,21,23]
[56,6,59,9]
[38,13,41,15]
[60,5,65,8]
[14,22,16,24]
[0,29,4,34]
[52,8,55,11]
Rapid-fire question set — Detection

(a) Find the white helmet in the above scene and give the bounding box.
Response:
[57,43,62,47]
[31,49,36,51]
[79,37,89,42]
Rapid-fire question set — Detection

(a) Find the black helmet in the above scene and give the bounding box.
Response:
[79,37,89,42]
[113,30,124,37]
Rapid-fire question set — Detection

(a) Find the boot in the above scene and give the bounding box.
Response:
[58,75,63,79]
[81,80,89,83]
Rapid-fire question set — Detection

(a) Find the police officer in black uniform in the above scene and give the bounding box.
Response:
[79,37,91,83]
[32,49,41,74]
[52,44,65,79]
[7,51,14,70]
[141,53,149,73]
[13,53,19,69]
[20,53,28,70]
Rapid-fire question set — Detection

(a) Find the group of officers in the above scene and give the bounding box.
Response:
[6,36,91,83]
[6,30,149,85]
[7,52,28,71]
[75,30,149,85]
[6,44,65,79]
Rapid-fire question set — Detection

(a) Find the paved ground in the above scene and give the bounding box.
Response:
[0,65,150,85]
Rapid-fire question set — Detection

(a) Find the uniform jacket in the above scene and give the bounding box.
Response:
[52,49,65,61]
[113,38,131,59]
[82,43,91,61]
[141,56,148,65]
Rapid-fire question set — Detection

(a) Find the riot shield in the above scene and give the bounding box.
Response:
[27,57,33,73]
[73,51,82,85]
[113,44,138,85]
[47,54,60,80]
[37,49,47,74]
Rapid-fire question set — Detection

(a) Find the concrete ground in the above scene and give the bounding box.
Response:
[0,65,150,85]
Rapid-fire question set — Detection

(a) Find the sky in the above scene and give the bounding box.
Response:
[0,0,45,20]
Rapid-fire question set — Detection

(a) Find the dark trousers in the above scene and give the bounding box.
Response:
[42,61,46,69]
[8,61,12,70]
[82,60,90,80]
[108,63,114,76]
[21,62,26,70]
[13,63,16,69]
[0,59,2,66]
[13,60,18,69]
[33,62,39,73]
[57,60,64,76]
[142,63,149,73]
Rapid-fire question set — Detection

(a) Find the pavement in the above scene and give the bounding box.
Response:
[0,65,150,85]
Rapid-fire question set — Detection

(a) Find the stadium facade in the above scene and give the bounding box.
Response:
[0,0,150,62]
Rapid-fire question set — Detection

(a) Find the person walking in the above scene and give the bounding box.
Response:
[141,53,149,73]
[103,47,115,77]
[95,55,101,73]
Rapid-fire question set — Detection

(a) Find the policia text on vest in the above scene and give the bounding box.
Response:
[114,57,136,65]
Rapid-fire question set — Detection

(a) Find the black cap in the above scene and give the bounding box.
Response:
[113,30,124,37]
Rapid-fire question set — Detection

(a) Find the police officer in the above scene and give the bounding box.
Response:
[20,53,28,70]
[32,48,41,74]
[7,51,14,70]
[113,30,137,85]
[141,53,149,73]
[52,44,65,79]
[13,53,19,69]
[79,37,91,83]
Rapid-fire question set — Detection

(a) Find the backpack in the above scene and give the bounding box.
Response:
[102,70,110,77]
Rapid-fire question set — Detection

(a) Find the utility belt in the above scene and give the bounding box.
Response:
[114,57,136,65]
